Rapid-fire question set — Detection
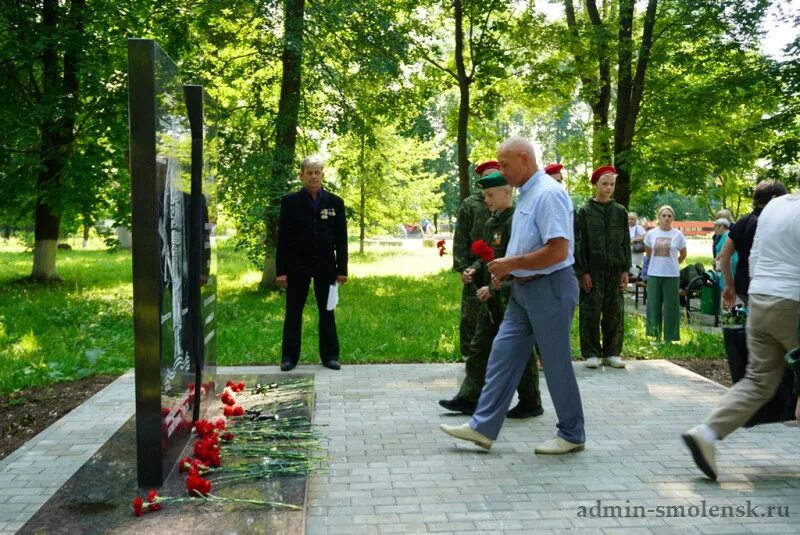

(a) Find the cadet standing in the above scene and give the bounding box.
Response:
[452,161,497,358]
[439,172,543,418]
[574,166,630,369]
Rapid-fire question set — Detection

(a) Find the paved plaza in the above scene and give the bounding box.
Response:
[2,362,799,534]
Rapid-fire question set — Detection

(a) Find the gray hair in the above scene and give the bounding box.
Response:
[300,155,324,172]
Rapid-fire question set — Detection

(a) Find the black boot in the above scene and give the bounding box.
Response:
[506,402,544,419]
[438,397,477,415]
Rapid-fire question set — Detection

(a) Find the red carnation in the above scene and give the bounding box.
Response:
[223,404,244,417]
[132,496,144,517]
[470,239,495,262]
[225,381,246,393]
[187,383,195,393]
[220,390,236,406]
[221,432,234,442]
[212,417,226,430]
[146,490,162,511]
[194,419,217,439]
[436,239,445,248]
[179,456,193,473]
[186,474,212,496]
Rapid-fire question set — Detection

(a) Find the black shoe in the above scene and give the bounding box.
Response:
[280,360,297,372]
[322,360,341,370]
[506,403,544,419]
[438,397,477,415]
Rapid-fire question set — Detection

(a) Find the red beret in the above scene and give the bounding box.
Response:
[544,163,563,175]
[590,165,617,184]
[475,160,500,176]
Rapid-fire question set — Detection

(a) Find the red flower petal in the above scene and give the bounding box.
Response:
[132,496,144,516]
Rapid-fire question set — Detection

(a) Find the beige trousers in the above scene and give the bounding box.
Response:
[705,293,799,439]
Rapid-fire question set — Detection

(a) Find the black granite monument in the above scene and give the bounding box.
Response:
[128,39,217,487]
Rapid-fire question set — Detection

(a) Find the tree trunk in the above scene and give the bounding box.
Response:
[454,0,471,200]
[260,0,305,289]
[31,0,85,281]
[358,133,366,254]
[82,222,90,248]
[613,0,657,209]
[566,0,611,166]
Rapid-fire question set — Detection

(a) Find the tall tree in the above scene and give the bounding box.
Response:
[612,0,657,208]
[407,0,515,200]
[28,0,86,280]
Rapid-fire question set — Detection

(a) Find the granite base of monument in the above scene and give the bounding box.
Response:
[19,374,313,535]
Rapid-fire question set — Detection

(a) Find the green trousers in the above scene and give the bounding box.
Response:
[457,300,541,406]
[579,269,625,358]
[646,275,681,341]
[459,284,481,357]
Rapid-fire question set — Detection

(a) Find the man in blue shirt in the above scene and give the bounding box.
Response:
[440,137,585,454]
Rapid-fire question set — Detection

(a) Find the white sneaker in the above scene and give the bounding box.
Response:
[440,423,493,450]
[534,436,585,455]
[584,357,599,368]
[682,425,718,480]
[602,356,626,368]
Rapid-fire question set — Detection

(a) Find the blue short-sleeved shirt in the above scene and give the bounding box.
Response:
[506,169,575,276]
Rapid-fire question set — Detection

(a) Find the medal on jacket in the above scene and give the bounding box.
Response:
[320,208,335,219]
[492,232,502,247]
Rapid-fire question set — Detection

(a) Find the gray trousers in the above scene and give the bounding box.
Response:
[470,267,585,444]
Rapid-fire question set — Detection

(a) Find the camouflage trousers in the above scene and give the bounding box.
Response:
[459,284,482,358]
[457,299,541,406]
[579,268,625,358]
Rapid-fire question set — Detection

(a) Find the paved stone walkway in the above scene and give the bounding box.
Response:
[2,363,799,534]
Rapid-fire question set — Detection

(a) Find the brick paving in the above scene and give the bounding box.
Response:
[2,362,799,534]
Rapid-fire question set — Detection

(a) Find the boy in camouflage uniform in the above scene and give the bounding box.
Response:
[452,161,496,358]
[440,172,543,417]
[574,166,631,369]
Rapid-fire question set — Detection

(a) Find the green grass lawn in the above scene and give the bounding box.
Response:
[0,237,723,395]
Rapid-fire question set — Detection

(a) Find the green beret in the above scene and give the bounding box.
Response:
[476,171,508,189]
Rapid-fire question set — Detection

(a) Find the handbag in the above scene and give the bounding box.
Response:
[632,240,645,253]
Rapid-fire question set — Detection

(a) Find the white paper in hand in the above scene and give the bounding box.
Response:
[326,282,339,311]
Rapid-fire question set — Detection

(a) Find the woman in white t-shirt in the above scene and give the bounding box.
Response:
[629,212,647,273]
[644,205,687,342]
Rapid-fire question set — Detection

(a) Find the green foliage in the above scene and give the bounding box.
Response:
[330,125,444,237]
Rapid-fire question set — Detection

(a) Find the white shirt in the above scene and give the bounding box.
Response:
[644,228,686,277]
[629,224,645,241]
[748,194,800,301]
[506,169,575,276]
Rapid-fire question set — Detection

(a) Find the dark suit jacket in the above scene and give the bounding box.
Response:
[275,188,348,282]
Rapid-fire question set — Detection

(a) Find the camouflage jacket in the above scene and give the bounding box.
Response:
[574,199,631,277]
[470,206,515,309]
[452,192,491,272]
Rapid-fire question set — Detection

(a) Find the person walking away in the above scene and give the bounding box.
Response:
[718,180,788,309]
[683,191,800,480]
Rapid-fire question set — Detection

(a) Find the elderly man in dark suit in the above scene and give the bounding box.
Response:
[276,155,348,371]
